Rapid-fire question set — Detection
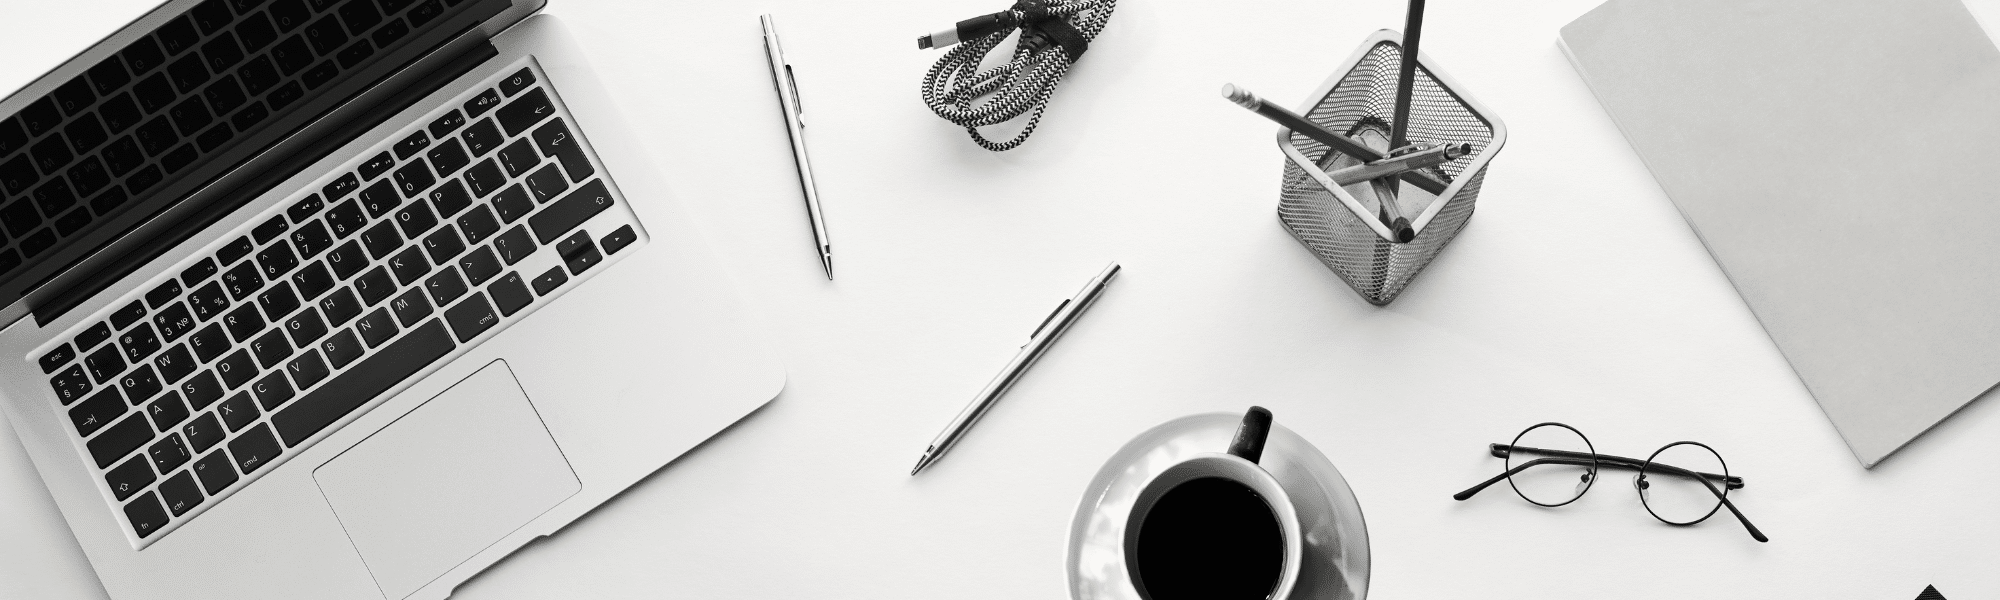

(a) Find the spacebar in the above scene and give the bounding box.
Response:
[274,320,455,447]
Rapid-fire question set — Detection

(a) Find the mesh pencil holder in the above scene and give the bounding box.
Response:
[1276,30,1506,305]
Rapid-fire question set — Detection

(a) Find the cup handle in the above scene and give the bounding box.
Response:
[1227,406,1274,464]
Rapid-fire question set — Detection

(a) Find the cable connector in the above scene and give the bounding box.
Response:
[917,12,1017,49]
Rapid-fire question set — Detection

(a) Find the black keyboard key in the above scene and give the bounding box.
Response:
[601,224,636,255]
[162,142,199,173]
[135,115,178,155]
[146,280,185,312]
[21,97,62,136]
[237,12,279,52]
[560,233,602,275]
[33,137,74,174]
[219,235,255,265]
[464,89,501,117]
[371,17,410,47]
[525,163,568,203]
[488,272,531,316]
[388,246,429,285]
[292,220,334,258]
[221,262,263,301]
[251,329,293,370]
[492,224,534,264]
[285,307,328,346]
[394,200,438,237]
[93,185,134,213]
[188,323,229,362]
[21,229,59,258]
[125,492,170,538]
[252,214,288,244]
[0,117,20,156]
[428,110,465,138]
[100,94,143,133]
[160,15,202,54]
[240,56,282,98]
[159,471,204,516]
[88,413,153,468]
[54,77,96,116]
[456,246,500,287]
[197,123,236,152]
[499,68,535,96]
[184,413,225,453]
[181,370,224,410]
[229,423,281,472]
[532,266,566,296]
[459,118,501,156]
[204,34,246,73]
[355,267,395,305]
[256,241,300,280]
[359,179,400,217]
[426,139,469,177]
[193,0,235,34]
[393,130,429,160]
[355,308,396,347]
[252,371,293,409]
[107,455,155,500]
[258,282,301,319]
[325,200,366,238]
[147,393,191,430]
[393,159,434,198]
[292,261,335,301]
[274,319,452,445]
[154,304,197,343]
[496,139,537,177]
[148,433,191,478]
[69,387,125,437]
[121,364,164,403]
[168,55,212,95]
[270,0,311,31]
[154,344,197,384]
[39,344,75,374]
[122,37,167,75]
[462,159,504,197]
[360,220,401,259]
[443,293,497,342]
[35,178,78,216]
[427,178,472,218]
[305,15,348,55]
[336,39,374,69]
[532,118,595,181]
[327,240,367,278]
[492,185,531,223]
[51,364,93,405]
[66,116,109,154]
[193,449,237,494]
[120,323,163,363]
[530,180,614,244]
[302,60,339,89]
[321,328,363,368]
[0,156,37,198]
[338,0,382,30]
[218,350,258,390]
[324,173,361,201]
[319,287,361,326]
[422,225,465,264]
[272,39,314,82]
[425,267,466,305]
[104,136,147,175]
[287,349,329,389]
[218,391,258,431]
[232,101,269,131]
[0,203,37,240]
[57,208,94,235]
[288,195,326,222]
[389,288,432,326]
[82,323,116,351]
[358,151,395,180]
[188,282,229,321]
[456,205,499,245]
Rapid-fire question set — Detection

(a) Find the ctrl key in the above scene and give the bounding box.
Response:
[123,491,170,538]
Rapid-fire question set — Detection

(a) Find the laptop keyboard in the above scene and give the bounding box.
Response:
[31,61,645,545]
[0,0,488,278]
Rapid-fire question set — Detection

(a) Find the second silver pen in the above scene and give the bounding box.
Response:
[761,15,834,279]
[910,263,1123,475]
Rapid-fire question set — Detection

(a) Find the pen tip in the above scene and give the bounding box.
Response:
[910,457,928,476]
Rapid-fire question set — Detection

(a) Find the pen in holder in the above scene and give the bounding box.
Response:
[1275,30,1505,305]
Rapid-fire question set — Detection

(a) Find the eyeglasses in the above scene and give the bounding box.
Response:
[1451,422,1767,542]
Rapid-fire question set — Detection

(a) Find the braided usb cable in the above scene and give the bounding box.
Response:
[919,0,1116,151]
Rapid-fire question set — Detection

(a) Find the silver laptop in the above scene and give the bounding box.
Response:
[0,1,785,598]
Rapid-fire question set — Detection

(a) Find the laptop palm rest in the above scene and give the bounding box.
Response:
[313,359,580,599]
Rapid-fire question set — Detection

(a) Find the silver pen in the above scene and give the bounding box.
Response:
[761,15,834,279]
[911,262,1123,475]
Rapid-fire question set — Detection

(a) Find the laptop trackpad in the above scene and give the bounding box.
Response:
[314,360,580,599]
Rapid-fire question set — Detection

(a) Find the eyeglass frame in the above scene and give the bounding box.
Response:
[1451,422,1768,543]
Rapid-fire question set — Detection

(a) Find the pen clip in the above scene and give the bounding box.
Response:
[1028,299,1070,343]
[786,64,805,126]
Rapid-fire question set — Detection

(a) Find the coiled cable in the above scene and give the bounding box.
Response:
[918,0,1116,151]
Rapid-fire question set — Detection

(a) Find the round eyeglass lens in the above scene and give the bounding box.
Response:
[1637,442,1728,525]
[1504,423,1597,507]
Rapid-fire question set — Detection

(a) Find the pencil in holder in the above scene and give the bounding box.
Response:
[1276,30,1506,305]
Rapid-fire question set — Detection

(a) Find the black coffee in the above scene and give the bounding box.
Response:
[1133,477,1284,600]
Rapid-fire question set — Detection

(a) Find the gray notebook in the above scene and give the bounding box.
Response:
[1560,0,2000,467]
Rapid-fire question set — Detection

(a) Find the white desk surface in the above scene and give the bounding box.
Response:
[3,1,1996,598]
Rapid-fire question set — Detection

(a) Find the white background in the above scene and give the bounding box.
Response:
[3,0,1998,598]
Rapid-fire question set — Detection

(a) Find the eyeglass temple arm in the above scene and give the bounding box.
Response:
[1491,443,1745,489]
[1683,468,1770,543]
[1451,456,1594,501]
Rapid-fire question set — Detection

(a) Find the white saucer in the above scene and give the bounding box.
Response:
[1065,413,1369,600]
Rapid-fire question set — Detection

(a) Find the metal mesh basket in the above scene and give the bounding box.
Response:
[1276,31,1506,305]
